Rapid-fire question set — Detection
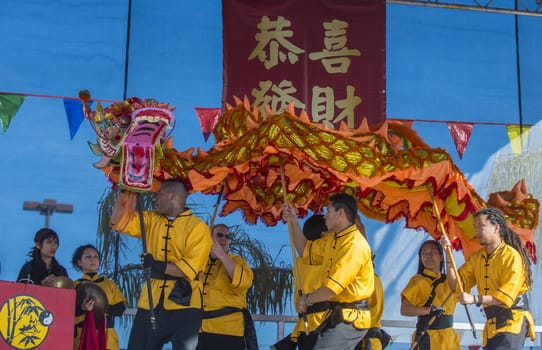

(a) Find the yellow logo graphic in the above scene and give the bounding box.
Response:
[0,295,54,349]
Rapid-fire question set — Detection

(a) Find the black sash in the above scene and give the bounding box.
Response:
[305,298,369,315]
[416,314,453,330]
[483,293,530,329]
[202,306,242,319]
[201,307,258,350]
[150,271,178,280]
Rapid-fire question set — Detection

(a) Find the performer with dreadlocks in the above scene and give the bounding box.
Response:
[442,208,535,349]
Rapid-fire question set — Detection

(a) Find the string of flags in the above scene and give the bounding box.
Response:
[0,92,533,158]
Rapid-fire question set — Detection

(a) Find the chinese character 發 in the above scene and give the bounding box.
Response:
[248,16,305,70]
[312,85,361,128]
[252,80,306,114]
[309,19,361,74]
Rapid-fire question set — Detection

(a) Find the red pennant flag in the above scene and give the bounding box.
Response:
[447,122,474,159]
[79,310,106,350]
[195,107,221,142]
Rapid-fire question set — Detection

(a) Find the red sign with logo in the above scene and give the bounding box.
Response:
[223,0,386,129]
[0,281,75,349]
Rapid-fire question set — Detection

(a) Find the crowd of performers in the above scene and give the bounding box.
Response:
[17,179,535,350]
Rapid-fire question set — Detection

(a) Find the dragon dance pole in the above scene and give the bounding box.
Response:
[280,163,310,336]
[136,193,157,330]
[209,182,225,229]
[429,190,476,339]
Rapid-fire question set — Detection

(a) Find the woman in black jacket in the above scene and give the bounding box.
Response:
[17,227,68,285]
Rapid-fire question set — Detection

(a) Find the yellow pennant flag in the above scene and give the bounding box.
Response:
[506,125,532,156]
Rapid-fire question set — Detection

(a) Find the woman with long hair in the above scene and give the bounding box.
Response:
[17,227,68,285]
[400,240,460,350]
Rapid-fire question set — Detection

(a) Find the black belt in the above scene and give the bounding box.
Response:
[416,314,453,330]
[202,306,242,319]
[306,299,369,315]
[150,271,178,280]
[483,293,529,330]
[484,293,530,318]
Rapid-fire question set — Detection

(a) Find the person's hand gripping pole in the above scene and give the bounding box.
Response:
[280,163,310,336]
[429,189,477,339]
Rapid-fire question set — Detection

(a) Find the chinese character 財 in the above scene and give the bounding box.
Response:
[312,85,361,128]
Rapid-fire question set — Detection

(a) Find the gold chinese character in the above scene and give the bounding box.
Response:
[312,86,335,129]
[248,16,305,70]
[252,80,306,114]
[311,85,361,129]
[309,19,361,74]
[334,85,361,128]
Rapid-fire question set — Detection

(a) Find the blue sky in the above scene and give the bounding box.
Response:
[1,1,541,348]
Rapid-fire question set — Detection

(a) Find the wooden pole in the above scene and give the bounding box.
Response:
[136,193,156,330]
[280,163,310,335]
[429,189,477,339]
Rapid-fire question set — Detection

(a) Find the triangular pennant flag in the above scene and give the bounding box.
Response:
[506,125,532,156]
[195,107,221,142]
[0,94,26,134]
[64,99,92,139]
[447,122,474,159]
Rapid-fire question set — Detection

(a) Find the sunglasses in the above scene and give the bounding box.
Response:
[215,232,231,240]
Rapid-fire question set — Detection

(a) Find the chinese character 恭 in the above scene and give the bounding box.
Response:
[309,19,361,74]
[248,16,305,70]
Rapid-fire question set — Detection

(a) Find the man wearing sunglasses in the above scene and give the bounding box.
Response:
[197,224,258,350]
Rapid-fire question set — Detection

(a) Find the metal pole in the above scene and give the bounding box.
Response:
[387,0,542,17]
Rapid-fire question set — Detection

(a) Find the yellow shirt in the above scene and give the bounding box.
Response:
[122,209,212,310]
[459,241,535,345]
[369,274,384,328]
[300,224,374,331]
[200,254,253,336]
[359,273,385,350]
[73,273,126,350]
[291,258,325,340]
[401,269,460,350]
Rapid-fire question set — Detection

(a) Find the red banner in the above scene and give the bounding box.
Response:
[223,0,386,129]
[0,281,75,349]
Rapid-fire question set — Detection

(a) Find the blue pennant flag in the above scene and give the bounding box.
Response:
[63,99,92,140]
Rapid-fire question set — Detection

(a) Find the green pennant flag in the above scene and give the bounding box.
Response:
[0,94,26,133]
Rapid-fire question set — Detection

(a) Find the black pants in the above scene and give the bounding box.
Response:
[196,332,245,350]
[128,305,202,350]
[484,318,528,350]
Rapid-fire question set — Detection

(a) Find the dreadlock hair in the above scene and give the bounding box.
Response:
[417,240,444,275]
[475,208,533,287]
